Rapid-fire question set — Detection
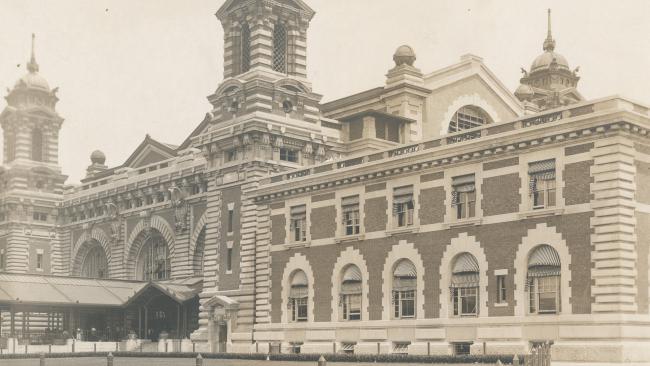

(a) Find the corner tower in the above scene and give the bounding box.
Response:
[0,34,67,274]
[515,10,583,112]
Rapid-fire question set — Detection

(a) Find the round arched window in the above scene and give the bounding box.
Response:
[137,235,170,281]
[448,105,492,133]
[81,244,108,279]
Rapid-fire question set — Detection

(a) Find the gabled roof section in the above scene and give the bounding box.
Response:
[216,0,315,21]
[178,113,212,151]
[122,134,178,169]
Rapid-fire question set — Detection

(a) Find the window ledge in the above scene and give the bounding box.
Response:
[445,217,483,228]
[284,241,310,250]
[335,234,365,244]
[386,226,420,236]
[494,303,509,308]
[519,207,564,219]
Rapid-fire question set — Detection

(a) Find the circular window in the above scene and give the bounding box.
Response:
[282,100,293,114]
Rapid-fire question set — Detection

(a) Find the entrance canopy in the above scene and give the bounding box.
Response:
[0,273,202,307]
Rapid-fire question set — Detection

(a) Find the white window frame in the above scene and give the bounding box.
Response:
[496,274,507,304]
[279,147,299,163]
[392,289,415,319]
[451,286,478,317]
[36,249,44,271]
[289,204,308,243]
[341,293,361,321]
[392,186,415,228]
[289,297,308,322]
[532,178,557,210]
[341,195,361,236]
[528,275,560,315]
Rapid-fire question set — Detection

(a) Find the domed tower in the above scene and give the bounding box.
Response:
[515,10,583,112]
[0,34,67,274]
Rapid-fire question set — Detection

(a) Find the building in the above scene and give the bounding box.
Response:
[1,1,649,364]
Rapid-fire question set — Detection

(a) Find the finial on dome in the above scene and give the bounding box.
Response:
[27,33,39,73]
[543,9,556,52]
[90,150,106,165]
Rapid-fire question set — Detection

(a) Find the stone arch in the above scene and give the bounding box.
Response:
[381,240,426,320]
[330,247,370,322]
[438,233,489,318]
[440,93,501,135]
[215,79,244,97]
[71,227,112,277]
[189,212,208,261]
[280,253,315,323]
[125,216,175,280]
[513,223,572,316]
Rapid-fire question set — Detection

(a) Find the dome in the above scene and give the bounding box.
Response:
[14,71,50,91]
[515,83,534,100]
[393,45,416,66]
[90,150,106,165]
[530,51,569,72]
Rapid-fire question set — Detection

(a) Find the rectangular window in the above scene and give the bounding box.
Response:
[289,342,302,354]
[226,247,233,272]
[452,175,476,220]
[32,212,47,222]
[279,148,299,163]
[290,297,308,322]
[36,252,43,270]
[452,287,478,316]
[452,342,472,356]
[227,209,234,233]
[529,159,556,210]
[341,342,356,355]
[392,342,410,354]
[497,275,507,303]
[342,294,361,321]
[393,290,415,318]
[529,276,560,314]
[341,195,360,236]
[225,149,237,162]
[290,205,307,242]
[393,186,414,227]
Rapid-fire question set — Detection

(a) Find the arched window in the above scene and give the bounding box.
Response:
[289,270,308,322]
[450,253,480,317]
[392,260,416,319]
[527,245,561,314]
[193,228,206,276]
[448,105,492,133]
[241,23,251,73]
[272,23,287,73]
[31,128,43,162]
[339,265,362,321]
[137,235,170,281]
[81,245,108,279]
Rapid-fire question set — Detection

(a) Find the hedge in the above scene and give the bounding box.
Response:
[0,351,523,364]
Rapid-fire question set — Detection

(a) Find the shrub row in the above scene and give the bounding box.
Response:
[0,351,522,364]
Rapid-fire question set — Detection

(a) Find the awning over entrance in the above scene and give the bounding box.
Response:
[0,273,202,307]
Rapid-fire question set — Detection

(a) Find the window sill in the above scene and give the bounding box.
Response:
[386,226,419,236]
[226,270,233,275]
[284,241,310,250]
[494,302,509,308]
[518,207,564,219]
[445,217,482,228]
[335,234,364,244]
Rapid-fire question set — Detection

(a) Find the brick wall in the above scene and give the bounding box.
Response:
[364,197,387,232]
[564,160,594,205]
[419,187,446,224]
[311,206,336,240]
[481,173,521,216]
[271,215,286,246]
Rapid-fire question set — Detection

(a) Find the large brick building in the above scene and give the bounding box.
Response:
[1,1,649,364]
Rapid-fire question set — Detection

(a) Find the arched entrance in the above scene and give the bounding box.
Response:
[135,234,171,281]
[81,245,109,279]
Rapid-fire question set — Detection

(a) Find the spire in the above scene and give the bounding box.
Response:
[27,33,39,73]
[543,9,556,52]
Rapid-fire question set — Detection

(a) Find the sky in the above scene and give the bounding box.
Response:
[1,0,649,184]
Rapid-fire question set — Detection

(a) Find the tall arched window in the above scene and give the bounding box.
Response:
[339,265,362,321]
[31,128,43,162]
[392,260,416,319]
[450,253,480,317]
[193,228,206,276]
[81,245,108,279]
[448,105,492,133]
[527,245,561,314]
[137,235,170,281]
[288,270,308,322]
[241,23,251,73]
[272,23,287,73]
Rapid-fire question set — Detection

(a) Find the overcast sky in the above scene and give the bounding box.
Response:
[2,0,649,184]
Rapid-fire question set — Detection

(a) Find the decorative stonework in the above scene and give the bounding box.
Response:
[280,253,315,323]
[71,226,112,276]
[380,240,426,320]
[329,247,371,322]
[440,93,501,135]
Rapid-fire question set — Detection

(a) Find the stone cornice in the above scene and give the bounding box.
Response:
[253,97,650,202]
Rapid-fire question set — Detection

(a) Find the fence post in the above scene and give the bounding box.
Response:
[427,342,430,356]
[39,352,45,366]
[72,339,75,353]
[48,344,51,354]
[193,342,196,353]
[116,342,118,352]
[24,344,27,354]
[165,341,168,353]
[94,343,97,353]
[376,342,380,354]
[107,352,114,366]
[317,355,327,366]
[196,353,203,366]
[513,354,520,366]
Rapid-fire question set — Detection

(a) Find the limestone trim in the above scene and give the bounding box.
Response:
[189,212,208,261]
[513,223,572,316]
[330,247,370,322]
[438,233,489,319]
[125,215,176,279]
[385,175,421,231]
[280,253,315,323]
[517,146,566,213]
[439,93,501,136]
[71,227,112,277]
[381,240,426,320]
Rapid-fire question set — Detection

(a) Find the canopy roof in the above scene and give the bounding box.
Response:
[0,273,201,308]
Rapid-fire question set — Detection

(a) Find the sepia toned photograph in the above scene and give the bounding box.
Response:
[1,1,649,365]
